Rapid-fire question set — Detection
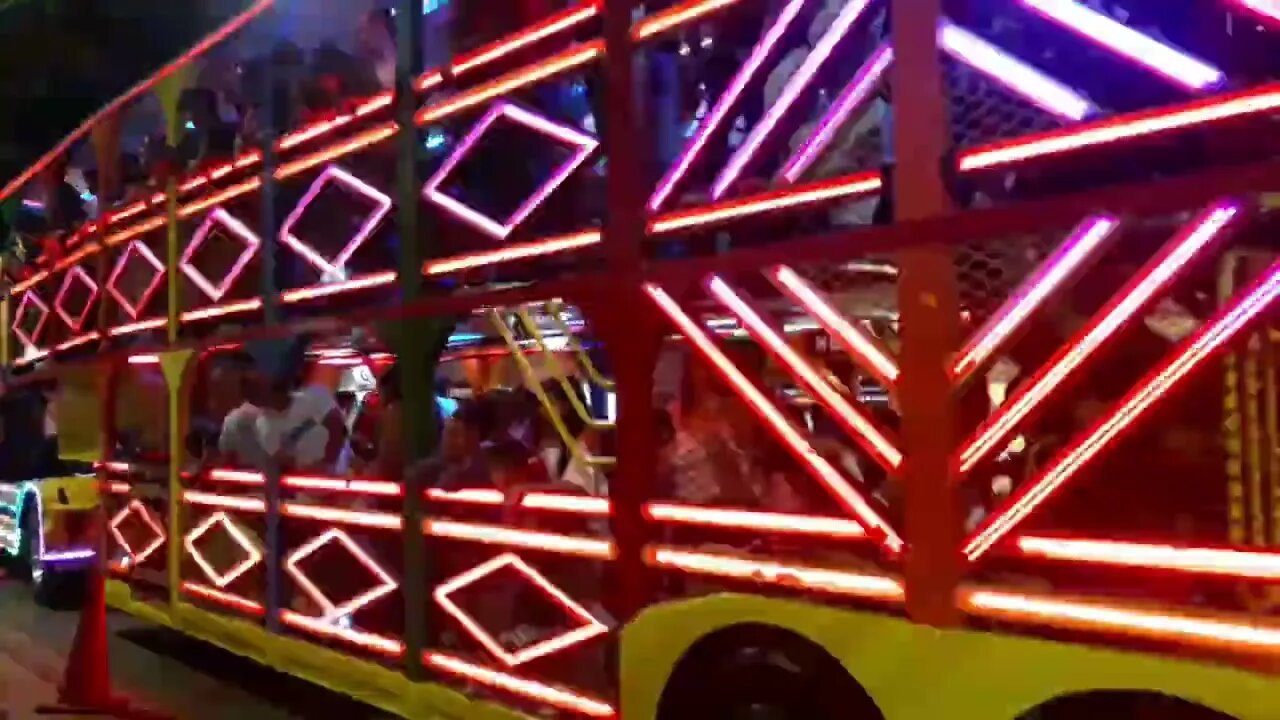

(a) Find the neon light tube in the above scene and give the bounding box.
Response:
[712,0,874,199]
[649,172,882,234]
[424,102,598,240]
[957,202,1238,476]
[958,84,1280,171]
[281,610,404,657]
[648,0,808,211]
[646,282,903,553]
[962,588,1280,651]
[106,240,166,319]
[647,546,904,601]
[53,265,99,331]
[951,215,1120,382]
[282,504,401,530]
[1232,0,1280,24]
[422,231,601,275]
[709,276,902,470]
[180,208,261,302]
[280,271,397,303]
[280,166,393,278]
[285,528,398,623]
[966,241,1280,562]
[424,519,615,559]
[185,512,262,588]
[770,265,899,387]
[646,502,866,538]
[781,44,893,183]
[452,2,602,77]
[939,20,1094,121]
[633,0,740,40]
[182,491,266,513]
[182,581,265,616]
[425,652,615,718]
[1020,0,1223,91]
[435,553,608,666]
[1016,535,1280,579]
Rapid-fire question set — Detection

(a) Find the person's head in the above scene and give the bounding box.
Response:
[488,439,539,491]
[441,400,489,461]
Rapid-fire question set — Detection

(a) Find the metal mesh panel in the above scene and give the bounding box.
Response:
[945,59,1066,148]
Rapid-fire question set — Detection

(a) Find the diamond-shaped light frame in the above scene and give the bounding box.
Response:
[434,552,608,667]
[11,290,49,349]
[53,265,100,332]
[280,165,393,278]
[185,511,263,588]
[423,101,599,240]
[285,528,398,623]
[181,208,261,301]
[107,240,166,319]
[110,499,166,569]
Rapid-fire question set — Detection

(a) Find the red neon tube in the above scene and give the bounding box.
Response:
[1015,535,1280,580]
[647,545,904,601]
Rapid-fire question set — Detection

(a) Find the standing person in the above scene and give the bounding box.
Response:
[355,7,397,92]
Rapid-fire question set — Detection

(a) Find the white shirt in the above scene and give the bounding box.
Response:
[219,403,266,468]
[256,385,345,474]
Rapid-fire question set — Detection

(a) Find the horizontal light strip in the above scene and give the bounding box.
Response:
[633,0,740,40]
[962,587,1280,652]
[424,652,615,718]
[649,172,881,234]
[646,502,866,538]
[181,581,264,616]
[182,491,264,513]
[647,545,904,601]
[424,519,615,559]
[280,610,404,657]
[280,271,397,303]
[282,504,401,530]
[958,83,1280,171]
[422,231,601,276]
[206,468,402,497]
[1016,535,1280,579]
[452,2,602,77]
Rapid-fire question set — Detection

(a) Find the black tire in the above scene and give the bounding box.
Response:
[658,625,882,720]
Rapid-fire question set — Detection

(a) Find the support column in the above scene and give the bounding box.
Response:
[890,0,963,626]
[395,0,430,682]
[601,0,658,623]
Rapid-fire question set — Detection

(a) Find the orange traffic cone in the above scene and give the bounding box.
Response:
[34,565,171,719]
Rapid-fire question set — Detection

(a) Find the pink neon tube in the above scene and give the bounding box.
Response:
[939,20,1094,121]
[712,0,874,199]
[780,43,893,183]
[956,202,1238,476]
[951,215,1120,382]
[648,0,809,211]
[1019,0,1222,91]
[966,238,1280,562]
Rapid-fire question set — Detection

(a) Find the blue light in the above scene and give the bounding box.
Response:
[185,121,196,130]
[436,395,459,418]
[424,0,449,14]
[424,132,446,150]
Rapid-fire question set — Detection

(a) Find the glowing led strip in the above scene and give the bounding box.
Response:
[770,265,899,389]
[434,552,608,667]
[962,587,1280,651]
[423,230,601,275]
[650,172,882,234]
[184,512,262,588]
[780,43,894,183]
[951,215,1120,382]
[633,0,741,40]
[708,276,901,470]
[712,0,874,200]
[53,265,99,331]
[646,502,866,538]
[1233,0,1280,24]
[424,518,615,560]
[182,581,265,616]
[180,208,261,302]
[425,652,615,718]
[957,202,1239,476]
[109,500,166,570]
[106,240,166,319]
[452,2,602,77]
[279,165,392,278]
[285,528,399,623]
[649,0,809,211]
[966,247,1280,561]
[1015,535,1280,579]
[647,546,904,601]
[1019,0,1223,92]
[281,610,404,657]
[646,283,902,553]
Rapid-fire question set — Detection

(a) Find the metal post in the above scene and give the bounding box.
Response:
[258,7,283,633]
[600,0,657,622]
[890,0,963,626]
[395,0,429,681]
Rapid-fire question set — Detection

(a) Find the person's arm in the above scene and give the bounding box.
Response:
[320,408,349,470]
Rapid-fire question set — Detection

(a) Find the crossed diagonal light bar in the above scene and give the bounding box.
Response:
[708,275,902,470]
[645,282,903,553]
[965,239,1280,562]
[1019,0,1223,92]
[711,0,874,200]
[951,215,1121,384]
[1232,0,1280,24]
[780,43,893,183]
[956,201,1240,477]
[648,0,809,211]
[770,265,899,388]
[939,20,1095,121]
